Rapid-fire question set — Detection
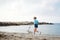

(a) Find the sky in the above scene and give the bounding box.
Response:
[0,0,60,23]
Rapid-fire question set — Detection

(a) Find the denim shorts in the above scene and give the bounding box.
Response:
[34,24,38,28]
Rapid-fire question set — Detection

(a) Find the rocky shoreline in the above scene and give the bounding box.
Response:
[0,22,53,26]
[0,31,60,40]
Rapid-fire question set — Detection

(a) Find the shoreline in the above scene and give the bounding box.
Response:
[0,22,53,26]
[0,31,60,40]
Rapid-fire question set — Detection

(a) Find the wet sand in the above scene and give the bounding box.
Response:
[0,31,60,40]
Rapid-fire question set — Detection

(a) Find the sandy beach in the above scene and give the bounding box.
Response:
[0,31,60,40]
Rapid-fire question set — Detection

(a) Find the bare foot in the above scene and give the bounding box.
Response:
[39,32,41,35]
[34,32,35,34]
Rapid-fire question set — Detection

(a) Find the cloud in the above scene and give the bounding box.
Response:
[0,0,60,22]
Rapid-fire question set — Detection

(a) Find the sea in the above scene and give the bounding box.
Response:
[0,23,60,35]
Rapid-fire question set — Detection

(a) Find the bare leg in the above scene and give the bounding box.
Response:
[34,28,37,34]
[34,28,36,34]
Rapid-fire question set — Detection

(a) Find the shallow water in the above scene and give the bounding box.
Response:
[0,23,60,35]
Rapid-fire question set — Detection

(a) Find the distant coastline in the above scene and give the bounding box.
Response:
[0,22,53,26]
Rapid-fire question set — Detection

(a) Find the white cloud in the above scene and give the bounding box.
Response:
[0,0,60,22]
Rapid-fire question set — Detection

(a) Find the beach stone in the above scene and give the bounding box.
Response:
[42,38,47,40]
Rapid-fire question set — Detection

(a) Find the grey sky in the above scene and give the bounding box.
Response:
[0,0,60,23]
